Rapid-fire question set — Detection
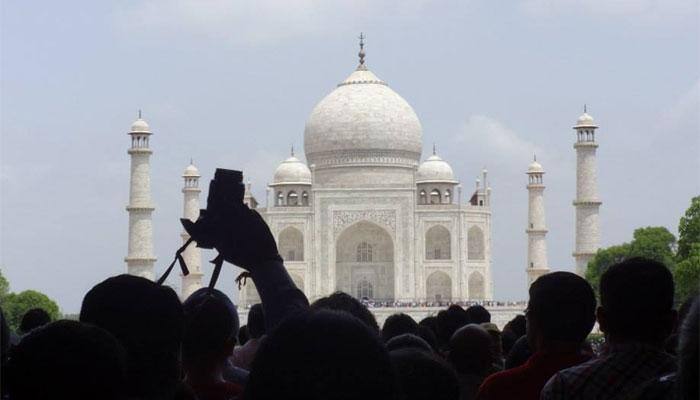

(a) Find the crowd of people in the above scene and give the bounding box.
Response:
[0,205,697,400]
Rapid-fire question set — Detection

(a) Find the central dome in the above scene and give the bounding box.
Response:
[304,66,423,169]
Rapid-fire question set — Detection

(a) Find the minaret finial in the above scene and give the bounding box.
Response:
[138,109,142,119]
[433,143,436,155]
[357,32,366,69]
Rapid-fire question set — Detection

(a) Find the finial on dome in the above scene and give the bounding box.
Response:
[534,154,537,162]
[357,32,367,70]
[291,144,295,157]
[432,143,436,155]
[138,109,142,119]
[190,157,194,165]
[583,104,587,113]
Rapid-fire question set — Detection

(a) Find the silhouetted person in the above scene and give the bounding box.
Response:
[19,308,51,334]
[630,296,699,400]
[419,315,438,334]
[182,288,242,400]
[541,258,677,400]
[448,324,493,400]
[478,272,595,400]
[382,313,419,342]
[465,305,491,324]
[6,320,127,400]
[480,322,505,371]
[504,335,532,369]
[386,333,433,353]
[418,324,439,352]
[245,310,397,400]
[391,347,460,400]
[501,314,526,356]
[311,291,379,332]
[80,274,184,400]
[238,325,249,346]
[437,305,470,350]
[232,303,265,370]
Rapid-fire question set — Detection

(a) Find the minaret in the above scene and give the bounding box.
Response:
[180,161,203,299]
[526,156,550,286]
[125,112,156,279]
[573,107,602,275]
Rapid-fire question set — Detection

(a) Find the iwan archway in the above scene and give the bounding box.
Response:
[335,221,394,301]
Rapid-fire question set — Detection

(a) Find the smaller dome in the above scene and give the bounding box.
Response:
[416,153,457,183]
[273,156,312,185]
[130,118,151,133]
[183,163,200,177]
[527,160,544,173]
[574,112,597,128]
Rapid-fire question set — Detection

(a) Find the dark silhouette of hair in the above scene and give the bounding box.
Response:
[465,305,491,324]
[19,308,51,334]
[504,335,531,369]
[7,320,127,400]
[245,310,396,400]
[505,314,526,337]
[677,297,698,400]
[600,257,675,342]
[386,333,433,353]
[247,303,265,339]
[418,315,438,335]
[501,314,526,355]
[382,313,419,342]
[79,274,184,400]
[436,306,469,350]
[390,348,459,400]
[311,291,379,332]
[448,324,493,376]
[418,325,439,352]
[528,271,596,343]
[238,325,250,346]
[182,287,239,371]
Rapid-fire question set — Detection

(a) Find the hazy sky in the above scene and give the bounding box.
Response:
[1,1,698,313]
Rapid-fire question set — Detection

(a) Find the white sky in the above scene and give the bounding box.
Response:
[1,0,698,313]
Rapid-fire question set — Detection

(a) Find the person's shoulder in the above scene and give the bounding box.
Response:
[477,365,527,398]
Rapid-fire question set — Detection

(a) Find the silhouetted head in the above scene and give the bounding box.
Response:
[386,333,433,353]
[505,314,527,337]
[19,308,51,334]
[311,291,379,332]
[465,305,491,324]
[418,315,438,335]
[7,320,127,400]
[79,274,183,400]
[391,348,459,400]
[436,306,469,350]
[677,297,698,400]
[526,272,596,351]
[598,258,676,344]
[505,335,532,370]
[247,303,265,339]
[501,314,526,355]
[182,288,239,373]
[382,313,419,342]
[238,325,249,346]
[418,325,439,352]
[245,310,395,400]
[448,324,493,376]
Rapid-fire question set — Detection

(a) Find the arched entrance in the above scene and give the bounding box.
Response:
[335,221,394,301]
[426,271,452,302]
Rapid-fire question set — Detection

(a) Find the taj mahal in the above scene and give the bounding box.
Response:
[123,39,602,311]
